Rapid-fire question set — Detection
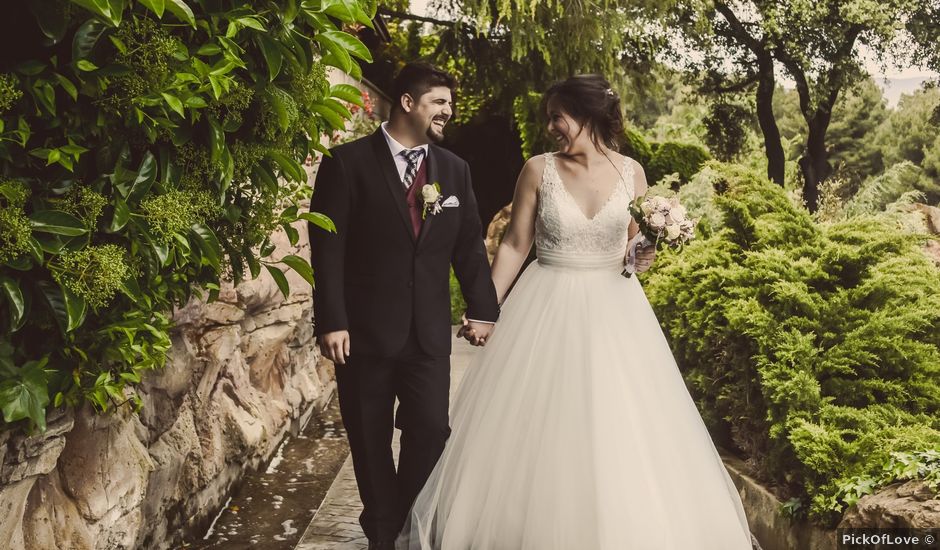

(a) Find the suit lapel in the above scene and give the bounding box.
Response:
[370,129,416,245]
[416,145,440,248]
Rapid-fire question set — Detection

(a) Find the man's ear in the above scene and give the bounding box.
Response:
[400,93,414,113]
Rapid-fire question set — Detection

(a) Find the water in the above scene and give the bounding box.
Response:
[180,395,349,549]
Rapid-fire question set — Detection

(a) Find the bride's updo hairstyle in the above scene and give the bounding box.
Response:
[542,74,624,150]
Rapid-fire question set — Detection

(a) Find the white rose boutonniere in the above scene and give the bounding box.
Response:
[422,183,443,219]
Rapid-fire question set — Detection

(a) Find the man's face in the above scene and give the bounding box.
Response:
[404,86,454,143]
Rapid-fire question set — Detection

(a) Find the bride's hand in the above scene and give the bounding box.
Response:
[635,244,656,273]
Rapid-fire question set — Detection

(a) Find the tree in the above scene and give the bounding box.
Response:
[679,0,923,211]
[826,78,889,190]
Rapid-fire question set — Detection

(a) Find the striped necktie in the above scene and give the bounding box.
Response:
[401,148,424,189]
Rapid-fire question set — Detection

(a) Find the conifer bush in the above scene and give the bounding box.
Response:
[644,164,940,524]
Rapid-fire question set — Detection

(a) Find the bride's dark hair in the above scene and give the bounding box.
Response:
[542,74,624,150]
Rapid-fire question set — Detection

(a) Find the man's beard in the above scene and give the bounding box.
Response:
[426,119,447,142]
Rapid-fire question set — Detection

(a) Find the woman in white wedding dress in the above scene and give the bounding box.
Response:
[397,75,753,549]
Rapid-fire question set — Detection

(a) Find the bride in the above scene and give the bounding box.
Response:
[397,74,753,549]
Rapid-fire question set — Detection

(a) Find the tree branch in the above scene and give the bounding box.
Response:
[377,7,456,27]
[714,2,766,58]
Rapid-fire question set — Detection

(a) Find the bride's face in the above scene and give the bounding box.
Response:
[546,97,588,154]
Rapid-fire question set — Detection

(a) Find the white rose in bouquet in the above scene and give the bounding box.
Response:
[640,200,654,215]
[665,223,681,240]
[652,196,671,211]
[649,212,667,231]
[671,205,687,223]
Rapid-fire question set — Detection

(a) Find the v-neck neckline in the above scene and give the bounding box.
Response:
[551,152,628,221]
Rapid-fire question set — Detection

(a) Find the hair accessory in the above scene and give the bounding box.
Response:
[605,88,615,96]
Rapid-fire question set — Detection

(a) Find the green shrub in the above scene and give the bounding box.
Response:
[647,141,711,186]
[644,163,940,524]
[0,0,375,431]
[449,267,467,325]
[622,127,653,167]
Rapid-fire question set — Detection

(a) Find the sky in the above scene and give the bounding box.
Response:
[406,0,938,108]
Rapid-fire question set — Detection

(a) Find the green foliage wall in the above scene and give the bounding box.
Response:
[0,0,375,431]
[644,164,940,524]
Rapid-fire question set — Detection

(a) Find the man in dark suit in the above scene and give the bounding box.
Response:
[308,63,500,549]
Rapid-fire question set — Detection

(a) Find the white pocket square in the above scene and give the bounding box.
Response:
[442,195,460,207]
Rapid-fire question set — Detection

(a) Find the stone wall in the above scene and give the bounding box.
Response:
[0,216,331,550]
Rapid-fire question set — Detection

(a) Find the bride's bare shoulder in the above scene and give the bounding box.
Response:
[517,154,548,189]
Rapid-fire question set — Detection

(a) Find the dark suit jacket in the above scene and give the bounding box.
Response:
[309,129,499,357]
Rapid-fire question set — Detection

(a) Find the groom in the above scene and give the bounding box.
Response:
[308,63,500,549]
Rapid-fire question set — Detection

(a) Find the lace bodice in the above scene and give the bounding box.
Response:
[535,152,634,268]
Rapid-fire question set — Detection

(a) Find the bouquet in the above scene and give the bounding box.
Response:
[623,194,696,277]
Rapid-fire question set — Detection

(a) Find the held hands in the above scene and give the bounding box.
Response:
[457,317,494,346]
[634,243,657,273]
[318,330,350,365]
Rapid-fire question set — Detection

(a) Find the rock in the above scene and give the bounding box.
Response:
[0,478,36,549]
[58,407,153,524]
[840,480,940,529]
[23,473,94,550]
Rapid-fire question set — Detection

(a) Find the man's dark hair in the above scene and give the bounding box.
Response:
[391,62,457,112]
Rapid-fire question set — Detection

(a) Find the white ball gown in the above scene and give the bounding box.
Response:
[398,153,753,549]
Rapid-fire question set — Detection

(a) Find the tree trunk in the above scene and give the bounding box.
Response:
[755,55,785,186]
[800,116,833,212]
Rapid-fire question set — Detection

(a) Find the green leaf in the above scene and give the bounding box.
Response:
[76,59,99,71]
[299,211,337,233]
[55,73,78,100]
[0,359,50,432]
[164,0,196,27]
[190,224,222,271]
[62,287,87,332]
[139,0,165,17]
[251,164,279,195]
[330,83,364,106]
[29,0,71,43]
[29,210,88,236]
[110,197,130,231]
[320,0,373,26]
[236,16,266,31]
[196,42,221,55]
[128,151,157,203]
[283,223,299,246]
[268,151,306,183]
[32,81,56,116]
[38,281,69,334]
[281,254,315,288]
[243,247,261,279]
[0,276,26,330]
[311,102,345,129]
[265,265,290,298]
[257,35,283,82]
[320,97,353,120]
[72,18,109,61]
[320,30,372,62]
[161,92,184,116]
[208,116,224,164]
[185,96,208,108]
[68,0,113,23]
[315,34,352,74]
[109,34,127,53]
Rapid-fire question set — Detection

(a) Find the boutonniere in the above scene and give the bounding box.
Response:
[421,183,443,219]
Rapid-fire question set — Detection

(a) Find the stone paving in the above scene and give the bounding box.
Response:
[294,328,475,550]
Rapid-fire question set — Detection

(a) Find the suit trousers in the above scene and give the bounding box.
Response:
[335,322,451,541]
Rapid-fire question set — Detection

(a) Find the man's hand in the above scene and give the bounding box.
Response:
[634,244,657,273]
[318,330,350,365]
[458,319,494,346]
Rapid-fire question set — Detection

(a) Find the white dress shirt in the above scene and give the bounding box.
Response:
[381,122,428,184]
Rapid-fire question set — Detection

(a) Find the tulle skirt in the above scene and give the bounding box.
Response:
[397,253,752,549]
